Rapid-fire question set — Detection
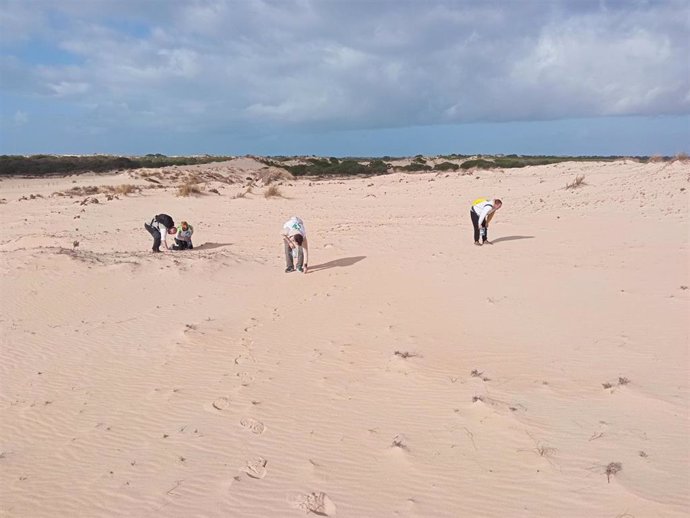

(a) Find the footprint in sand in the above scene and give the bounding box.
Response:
[288,491,337,516]
[237,372,254,386]
[203,396,231,413]
[240,417,266,435]
[244,457,268,479]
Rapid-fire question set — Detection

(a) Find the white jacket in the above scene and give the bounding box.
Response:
[472,200,495,226]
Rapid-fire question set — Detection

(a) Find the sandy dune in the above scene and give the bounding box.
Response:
[1,159,688,517]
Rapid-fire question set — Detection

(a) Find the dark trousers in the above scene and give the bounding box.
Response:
[144,223,162,251]
[172,238,192,251]
[470,209,487,242]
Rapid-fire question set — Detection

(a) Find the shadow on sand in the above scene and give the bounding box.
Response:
[196,242,233,250]
[491,235,535,244]
[308,256,366,272]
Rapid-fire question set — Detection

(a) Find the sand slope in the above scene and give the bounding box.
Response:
[1,160,688,517]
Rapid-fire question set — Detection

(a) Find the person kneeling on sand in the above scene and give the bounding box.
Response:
[470,198,502,245]
[144,214,176,253]
[172,221,194,250]
[281,216,309,273]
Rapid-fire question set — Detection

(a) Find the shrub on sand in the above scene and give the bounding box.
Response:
[264,185,283,198]
[673,152,689,162]
[177,182,203,197]
[434,161,460,171]
[114,184,139,195]
[233,186,252,199]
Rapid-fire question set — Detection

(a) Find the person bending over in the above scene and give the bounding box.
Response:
[281,216,309,273]
[470,198,502,245]
[144,214,176,252]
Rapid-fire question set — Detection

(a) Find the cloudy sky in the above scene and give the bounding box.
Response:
[1,0,688,156]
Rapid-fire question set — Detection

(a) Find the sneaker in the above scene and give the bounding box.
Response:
[285,266,295,273]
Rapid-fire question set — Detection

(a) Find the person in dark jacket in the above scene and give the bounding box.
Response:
[144,214,176,252]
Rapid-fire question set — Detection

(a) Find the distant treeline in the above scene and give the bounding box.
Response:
[0,153,667,177]
[262,154,660,177]
[261,157,391,176]
[0,154,234,177]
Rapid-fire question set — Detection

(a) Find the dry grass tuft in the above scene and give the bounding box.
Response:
[605,462,622,483]
[391,434,409,450]
[233,186,252,199]
[673,152,689,162]
[536,443,557,458]
[257,168,294,185]
[113,184,139,195]
[603,377,631,390]
[649,154,664,163]
[394,350,417,359]
[470,369,491,381]
[565,174,586,190]
[177,181,204,197]
[264,185,283,198]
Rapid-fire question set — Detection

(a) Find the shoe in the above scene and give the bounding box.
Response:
[474,241,482,246]
[297,266,303,272]
[285,266,295,273]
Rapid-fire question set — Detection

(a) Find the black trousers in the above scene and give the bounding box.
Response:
[144,223,162,251]
[470,209,488,242]
[172,238,192,250]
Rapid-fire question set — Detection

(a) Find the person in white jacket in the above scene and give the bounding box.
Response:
[281,216,309,273]
[470,198,502,245]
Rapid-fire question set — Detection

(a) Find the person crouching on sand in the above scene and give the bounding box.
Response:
[144,213,177,252]
[172,221,194,250]
[281,216,309,273]
[470,198,502,245]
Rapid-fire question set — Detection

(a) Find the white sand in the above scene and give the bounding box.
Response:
[1,159,688,517]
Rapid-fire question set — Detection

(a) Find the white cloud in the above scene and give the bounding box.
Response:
[13,110,28,124]
[48,81,90,97]
[1,0,688,136]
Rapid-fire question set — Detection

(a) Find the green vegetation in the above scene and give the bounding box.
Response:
[2,153,670,178]
[459,155,637,170]
[274,157,391,177]
[400,163,433,172]
[0,154,234,177]
[433,161,460,171]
